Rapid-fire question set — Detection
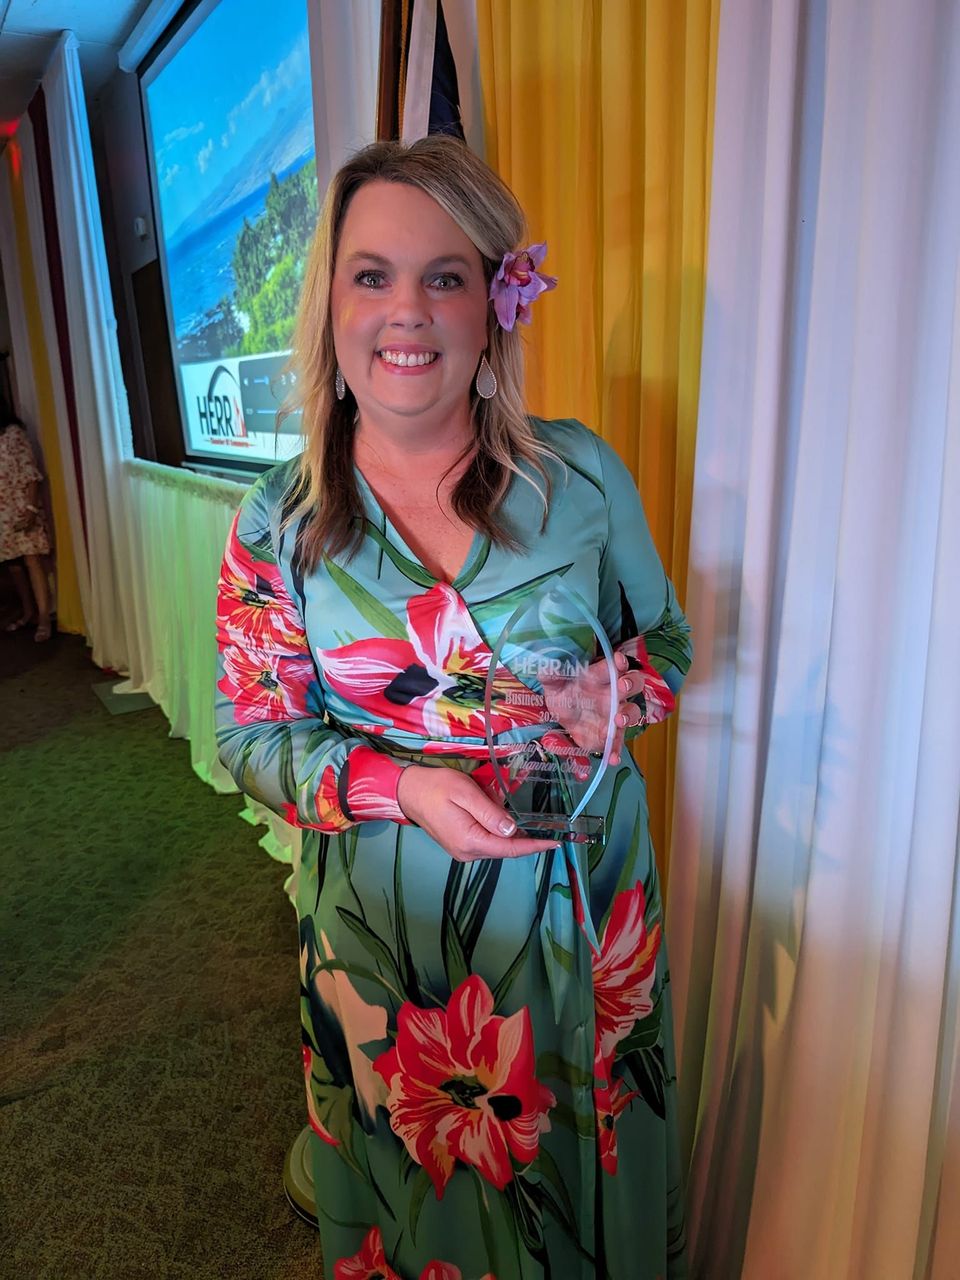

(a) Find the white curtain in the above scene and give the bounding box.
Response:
[43,32,141,673]
[122,461,244,790]
[309,0,380,183]
[401,0,485,155]
[121,462,299,873]
[668,2,960,1278]
[18,113,93,624]
[401,0,439,142]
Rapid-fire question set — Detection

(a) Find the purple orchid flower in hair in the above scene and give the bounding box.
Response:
[489,242,558,331]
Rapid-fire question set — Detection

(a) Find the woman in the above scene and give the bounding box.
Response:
[0,395,52,642]
[216,138,691,1280]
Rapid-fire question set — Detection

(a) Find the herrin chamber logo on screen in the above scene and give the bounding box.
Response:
[180,353,303,456]
[197,363,247,443]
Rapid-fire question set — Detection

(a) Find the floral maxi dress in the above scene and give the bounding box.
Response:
[215,419,693,1280]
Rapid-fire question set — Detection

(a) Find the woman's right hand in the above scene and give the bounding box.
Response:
[397,765,559,863]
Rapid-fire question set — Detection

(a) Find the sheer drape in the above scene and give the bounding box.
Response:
[122,462,244,790]
[43,33,140,672]
[668,1,960,1275]
[308,0,380,178]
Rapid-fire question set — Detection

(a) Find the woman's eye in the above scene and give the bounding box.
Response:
[355,270,385,288]
[431,273,464,291]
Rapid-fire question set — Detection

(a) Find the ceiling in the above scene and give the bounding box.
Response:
[0,0,154,128]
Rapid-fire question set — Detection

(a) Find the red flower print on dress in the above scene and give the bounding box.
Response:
[318,583,545,743]
[594,1048,638,1176]
[334,1233,497,1280]
[593,882,661,1065]
[334,1226,400,1280]
[344,747,407,822]
[470,760,506,802]
[303,765,352,831]
[615,635,676,727]
[218,643,314,725]
[469,756,527,803]
[281,800,331,831]
[302,1043,339,1147]
[420,1264,496,1280]
[281,748,405,831]
[281,770,345,830]
[217,512,306,652]
[374,975,556,1198]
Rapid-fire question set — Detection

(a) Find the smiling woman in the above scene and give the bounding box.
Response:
[214,136,692,1280]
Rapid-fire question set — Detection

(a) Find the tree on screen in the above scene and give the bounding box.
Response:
[226,158,318,357]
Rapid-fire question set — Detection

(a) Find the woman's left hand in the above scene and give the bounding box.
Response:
[608,651,647,763]
[542,651,645,763]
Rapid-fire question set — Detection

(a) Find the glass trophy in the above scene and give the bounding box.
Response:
[482,578,619,844]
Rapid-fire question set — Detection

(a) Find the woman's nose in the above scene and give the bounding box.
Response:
[387,279,430,327]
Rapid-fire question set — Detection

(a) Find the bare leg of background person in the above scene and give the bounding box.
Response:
[23,554,51,641]
[4,561,35,630]
[43,553,57,620]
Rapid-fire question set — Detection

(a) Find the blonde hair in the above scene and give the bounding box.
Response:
[280,136,557,570]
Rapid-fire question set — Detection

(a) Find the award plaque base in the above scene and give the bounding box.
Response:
[512,812,605,844]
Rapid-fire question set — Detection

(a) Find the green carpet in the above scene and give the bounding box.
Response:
[0,627,322,1278]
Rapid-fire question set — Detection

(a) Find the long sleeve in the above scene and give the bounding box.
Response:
[215,478,409,831]
[594,436,693,736]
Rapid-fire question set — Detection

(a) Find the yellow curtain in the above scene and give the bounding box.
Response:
[477,0,718,882]
[6,141,85,635]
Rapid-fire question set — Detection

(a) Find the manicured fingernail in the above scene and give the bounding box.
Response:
[499,818,516,835]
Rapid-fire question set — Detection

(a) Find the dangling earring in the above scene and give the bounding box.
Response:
[475,354,497,400]
[335,367,346,401]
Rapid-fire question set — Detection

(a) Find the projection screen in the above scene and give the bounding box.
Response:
[141,0,315,468]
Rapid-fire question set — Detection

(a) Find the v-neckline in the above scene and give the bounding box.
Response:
[354,466,489,590]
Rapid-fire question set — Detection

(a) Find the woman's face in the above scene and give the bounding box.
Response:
[330,180,490,433]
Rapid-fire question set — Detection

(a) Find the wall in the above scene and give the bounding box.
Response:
[90,67,165,462]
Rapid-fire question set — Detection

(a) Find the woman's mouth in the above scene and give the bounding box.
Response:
[377,349,440,368]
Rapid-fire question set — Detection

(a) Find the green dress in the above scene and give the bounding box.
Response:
[215,418,692,1280]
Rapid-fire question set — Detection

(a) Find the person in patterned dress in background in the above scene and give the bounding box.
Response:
[215,137,691,1280]
[0,392,52,642]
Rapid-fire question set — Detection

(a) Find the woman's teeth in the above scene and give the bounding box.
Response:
[378,350,438,367]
